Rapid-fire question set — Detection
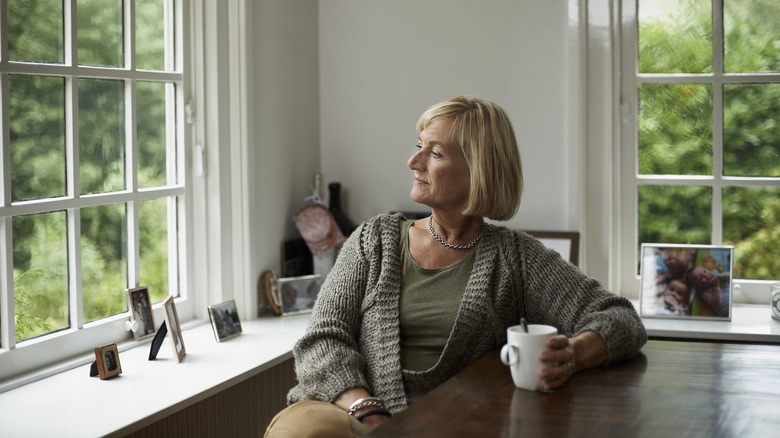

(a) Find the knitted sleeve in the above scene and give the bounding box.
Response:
[286,219,375,404]
[516,232,647,364]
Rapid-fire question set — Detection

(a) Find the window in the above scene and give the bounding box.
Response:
[0,0,190,382]
[619,0,780,298]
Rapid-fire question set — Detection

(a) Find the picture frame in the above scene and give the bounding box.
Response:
[639,243,733,321]
[127,285,156,340]
[94,343,122,380]
[276,274,323,316]
[525,230,580,267]
[208,299,242,342]
[162,296,186,362]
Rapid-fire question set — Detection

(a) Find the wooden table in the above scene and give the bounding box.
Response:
[370,341,780,438]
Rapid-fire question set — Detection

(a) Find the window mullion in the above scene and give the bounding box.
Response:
[126,78,139,288]
[0,217,14,349]
[711,0,724,245]
[66,0,83,325]
[68,208,84,329]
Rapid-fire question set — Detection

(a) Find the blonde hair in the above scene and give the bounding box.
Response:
[416,96,523,221]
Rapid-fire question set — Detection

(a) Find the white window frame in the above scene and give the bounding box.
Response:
[615,0,780,300]
[0,0,200,385]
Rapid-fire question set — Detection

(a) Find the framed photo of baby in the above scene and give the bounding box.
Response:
[639,244,733,321]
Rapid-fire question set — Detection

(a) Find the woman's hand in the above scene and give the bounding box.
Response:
[538,331,607,391]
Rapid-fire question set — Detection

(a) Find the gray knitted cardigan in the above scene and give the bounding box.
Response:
[287,213,647,414]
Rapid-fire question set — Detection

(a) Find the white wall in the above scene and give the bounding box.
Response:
[246,0,321,293]
[243,1,589,310]
[318,0,580,232]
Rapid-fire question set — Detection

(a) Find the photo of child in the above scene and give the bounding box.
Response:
[640,244,732,320]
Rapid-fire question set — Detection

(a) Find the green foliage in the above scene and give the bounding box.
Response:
[637,0,780,280]
[7,1,178,341]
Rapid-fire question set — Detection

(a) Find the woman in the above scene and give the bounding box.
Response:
[265,96,647,437]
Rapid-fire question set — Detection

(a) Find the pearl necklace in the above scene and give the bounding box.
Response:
[427,216,482,250]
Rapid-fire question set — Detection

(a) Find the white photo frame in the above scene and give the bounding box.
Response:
[639,243,733,321]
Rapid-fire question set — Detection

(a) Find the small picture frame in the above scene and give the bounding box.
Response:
[127,285,156,340]
[94,343,122,380]
[163,296,186,362]
[639,243,733,321]
[525,230,580,267]
[208,299,242,342]
[276,274,323,315]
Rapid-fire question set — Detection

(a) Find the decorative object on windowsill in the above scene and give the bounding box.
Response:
[163,296,186,362]
[277,274,323,316]
[639,243,733,321]
[89,343,122,380]
[148,321,168,360]
[328,182,356,237]
[208,299,242,342]
[261,271,282,316]
[126,285,156,341]
[771,282,780,320]
[260,270,323,316]
[281,237,313,277]
[293,174,345,256]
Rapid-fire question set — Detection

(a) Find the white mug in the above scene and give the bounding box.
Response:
[500,324,557,391]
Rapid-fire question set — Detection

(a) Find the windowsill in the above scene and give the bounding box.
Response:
[0,314,310,438]
[633,301,780,343]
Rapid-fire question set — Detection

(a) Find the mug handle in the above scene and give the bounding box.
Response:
[500,344,519,365]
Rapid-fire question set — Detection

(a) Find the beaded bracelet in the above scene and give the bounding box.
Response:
[348,397,385,416]
[356,409,392,422]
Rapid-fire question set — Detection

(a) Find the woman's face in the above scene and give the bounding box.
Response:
[407,118,471,212]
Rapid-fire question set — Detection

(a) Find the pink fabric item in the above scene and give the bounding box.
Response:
[293,204,345,255]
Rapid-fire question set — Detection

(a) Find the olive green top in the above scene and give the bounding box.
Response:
[399,219,475,371]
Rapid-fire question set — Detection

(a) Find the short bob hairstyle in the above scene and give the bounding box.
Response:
[416,96,523,221]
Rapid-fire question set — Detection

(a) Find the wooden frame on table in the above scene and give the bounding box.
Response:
[524,231,580,267]
[94,343,122,380]
[163,296,186,362]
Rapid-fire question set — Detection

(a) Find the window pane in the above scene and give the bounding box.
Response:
[139,197,173,302]
[723,84,780,177]
[136,0,169,71]
[82,204,127,322]
[79,79,126,194]
[638,84,713,175]
[9,75,66,202]
[13,212,69,342]
[8,0,64,63]
[638,0,712,74]
[77,0,124,67]
[638,185,712,247]
[723,186,780,280]
[137,81,170,188]
[724,0,780,73]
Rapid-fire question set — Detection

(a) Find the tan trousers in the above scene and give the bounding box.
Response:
[264,400,368,438]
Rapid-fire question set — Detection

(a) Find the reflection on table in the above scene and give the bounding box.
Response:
[370,340,780,438]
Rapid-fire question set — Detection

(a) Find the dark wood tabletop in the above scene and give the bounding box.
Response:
[370,340,780,438]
